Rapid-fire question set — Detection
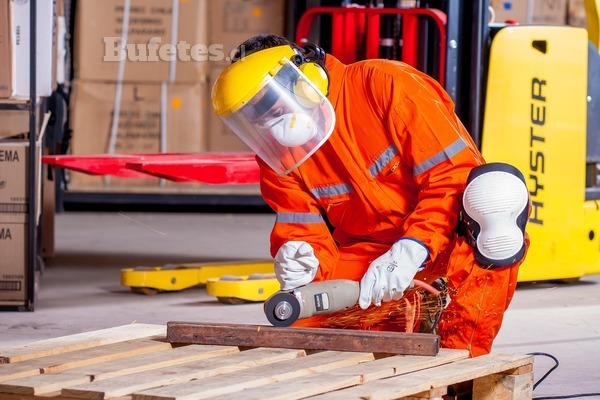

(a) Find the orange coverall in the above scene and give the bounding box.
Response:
[259,55,527,357]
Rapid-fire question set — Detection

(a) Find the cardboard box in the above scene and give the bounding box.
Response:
[0,109,29,139]
[492,0,568,25]
[491,0,530,23]
[0,0,11,98]
[9,0,54,98]
[0,138,42,214]
[206,66,250,152]
[568,0,587,27]
[0,213,28,303]
[69,79,207,188]
[74,0,208,83]
[0,104,43,140]
[532,0,568,24]
[208,0,286,63]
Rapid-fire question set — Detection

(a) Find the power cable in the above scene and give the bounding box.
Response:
[528,352,600,400]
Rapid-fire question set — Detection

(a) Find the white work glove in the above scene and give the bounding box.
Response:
[274,241,319,290]
[359,239,428,310]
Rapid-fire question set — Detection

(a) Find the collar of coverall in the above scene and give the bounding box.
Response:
[323,54,346,109]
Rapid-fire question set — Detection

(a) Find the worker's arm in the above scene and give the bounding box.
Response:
[388,72,484,263]
[259,158,340,284]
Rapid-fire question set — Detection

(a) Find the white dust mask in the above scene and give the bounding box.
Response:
[265,112,317,147]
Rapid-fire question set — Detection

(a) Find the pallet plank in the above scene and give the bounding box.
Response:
[0,345,238,396]
[0,324,166,364]
[167,321,439,356]
[132,351,375,400]
[61,347,306,400]
[0,338,169,383]
[311,353,534,400]
[201,348,469,400]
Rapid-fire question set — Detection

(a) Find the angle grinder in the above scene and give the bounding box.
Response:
[263,278,445,327]
[263,280,360,327]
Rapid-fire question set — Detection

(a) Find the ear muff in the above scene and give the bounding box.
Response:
[298,63,329,96]
[291,44,330,107]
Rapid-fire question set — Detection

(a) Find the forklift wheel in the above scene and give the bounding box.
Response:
[217,297,246,305]
[131,287,160,296]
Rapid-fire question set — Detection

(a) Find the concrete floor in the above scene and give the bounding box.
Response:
[1,211,599,399]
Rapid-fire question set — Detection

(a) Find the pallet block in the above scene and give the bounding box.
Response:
[0,324,534,400]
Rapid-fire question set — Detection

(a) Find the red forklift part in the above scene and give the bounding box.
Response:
[296,6,447,87]
[42,153,260,185]
[42,154,152,178]
[126,158,259,185]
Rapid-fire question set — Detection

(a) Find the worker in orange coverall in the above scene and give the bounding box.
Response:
[211,34,531,362]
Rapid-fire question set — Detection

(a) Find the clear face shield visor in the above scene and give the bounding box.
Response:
[220,61,336,175]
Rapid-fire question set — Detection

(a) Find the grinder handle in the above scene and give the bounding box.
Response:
[296,279,360,319]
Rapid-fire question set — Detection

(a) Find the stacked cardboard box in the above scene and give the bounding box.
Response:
[0,0,54,99]
[69,0,209,189]
[69,0,286,189]
[0,0,10,98]
[0,131,42,305]
[491,0,569,25]
[206,0,286,152]
[0,0,56,306]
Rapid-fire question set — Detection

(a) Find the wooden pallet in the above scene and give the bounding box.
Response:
[0,324,534,400]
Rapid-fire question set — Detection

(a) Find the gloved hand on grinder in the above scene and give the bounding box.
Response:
[274,241,319,290]
[359,238,428,309]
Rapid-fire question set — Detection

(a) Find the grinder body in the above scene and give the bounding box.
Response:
[264,280,359,327]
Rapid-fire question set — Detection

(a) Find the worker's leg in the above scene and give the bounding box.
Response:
[436,236,526,357]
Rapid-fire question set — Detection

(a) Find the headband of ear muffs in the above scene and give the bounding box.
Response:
[290,44,330,107]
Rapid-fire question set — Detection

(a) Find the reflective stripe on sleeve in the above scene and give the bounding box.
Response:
[276,212,325,224]
[414,138,467,175]
[310,183,352,199]
[369,144,399,178]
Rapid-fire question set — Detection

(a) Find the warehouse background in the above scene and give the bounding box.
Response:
[0,0,589,208]
[0,1,599,398]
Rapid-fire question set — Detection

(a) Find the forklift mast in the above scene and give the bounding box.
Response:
[288,0,492,146]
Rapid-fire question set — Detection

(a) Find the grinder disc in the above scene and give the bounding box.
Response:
[264,292,301,327]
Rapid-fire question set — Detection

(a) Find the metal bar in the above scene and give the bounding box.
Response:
[26,0,37,311]
[295,7,447,86]
[0,100,31,110]
[166,321,440,356]
[366,11,380,59]
[443,0,460,104]
[401,13,419,68]
[467,0,490,147]
[60,192,267,208]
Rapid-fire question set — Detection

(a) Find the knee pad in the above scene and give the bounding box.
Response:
[461,163,529,269]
